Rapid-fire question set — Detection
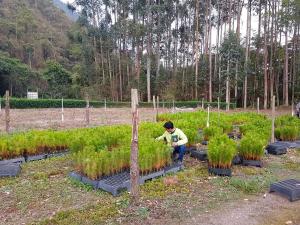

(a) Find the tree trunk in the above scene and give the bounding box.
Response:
[263,2,268,109]
[284,23,289,106]
[244,0,251,109]
[146,0,151,102]
[269,0,274,104]
[194,0,200,99]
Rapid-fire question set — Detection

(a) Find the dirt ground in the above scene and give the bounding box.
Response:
[0,106,294,133]
[0,108,170,133]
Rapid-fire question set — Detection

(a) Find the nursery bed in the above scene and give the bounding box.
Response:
[69,162,184,196]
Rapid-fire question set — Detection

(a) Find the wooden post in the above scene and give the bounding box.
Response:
[206,104,210,128]
[271,96,275,143]
[156,96,159,120]
[5,90,10,133]
[61,98,64,122]
[201,98,204,109]
[257,97,260,114]
[217,97,220,126]
[153,95,156,122]
[291,101,294,116]
[0,96,2,112]
[104,98,107,111]
[85,93,90,126]
[172,99,175,113]
[130,89,139,202]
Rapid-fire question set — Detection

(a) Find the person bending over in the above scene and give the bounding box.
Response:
[156,121,188,162]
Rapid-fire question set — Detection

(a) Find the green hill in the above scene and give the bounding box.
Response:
[0,0,73,69]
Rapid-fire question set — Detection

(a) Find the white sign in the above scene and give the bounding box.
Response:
[27,92,38,99]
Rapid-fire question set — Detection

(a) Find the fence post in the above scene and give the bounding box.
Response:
[291,101,294,116]
[172,99,175,113]
[206,104,210,128]
[201,98,204,109]
[104,98,107,111]
[271,96,275,143]
[130,89,139,203]
[153,95,157,122]
[217,97,220,126]
[257,97,260,114]
[85,93,90,126]
[5,90,10,133]
[156,96,159,120]
[61,98,64,122]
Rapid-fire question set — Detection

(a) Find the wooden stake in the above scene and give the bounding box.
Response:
[104,98,107,111]
[85,93,90,126]
[257,97,260,114]
[156,96,159,121]
[271,96,275,143]
[5,90,10,133]
[206,104,210,128]
[130,89,139,202]
[291,101,294,116]
[61,98,64,122]
[202,98,204,109]
[172,99,175,113]
[217,97,220,126]
[153,95,156,122]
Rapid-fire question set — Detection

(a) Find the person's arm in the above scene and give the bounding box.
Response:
[156,131,167,141]
[176,129,188,146]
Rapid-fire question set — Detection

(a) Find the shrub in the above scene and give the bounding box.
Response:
[203,126,223,141]
[239,133,267,160]
[208,134,237,169]
[275,126,300,141]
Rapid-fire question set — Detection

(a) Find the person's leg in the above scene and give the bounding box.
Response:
[172,147,179,161]
[177,145,186,162]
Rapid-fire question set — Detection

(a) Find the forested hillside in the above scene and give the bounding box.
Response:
[0,0,75,97]
[0,0,299,108]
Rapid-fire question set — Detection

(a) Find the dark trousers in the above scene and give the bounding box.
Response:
[173,145,186,162]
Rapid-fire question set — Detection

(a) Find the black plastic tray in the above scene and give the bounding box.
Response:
[270,179,300,201]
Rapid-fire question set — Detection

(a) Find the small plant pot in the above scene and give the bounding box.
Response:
[69,171,82,182]
[228,133,235,139]
[140,170,164,183]
[81,176,99,188]
[164,162,184,174]
[208,167,232,177]
[26,154,47,162]
[185,147,196,154]
[0,163,21,177]
[47,150,69,158]
[267,145,287,155]
[0,157,25,165]
[190,149,207,161]
[232,155,242,165]
[202,140,208,145]
[242,159,263,167]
